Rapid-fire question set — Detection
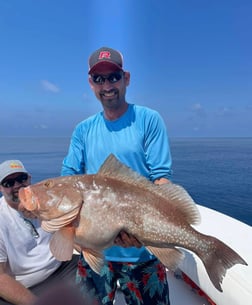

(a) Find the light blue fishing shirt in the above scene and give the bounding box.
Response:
[61,103,172,262]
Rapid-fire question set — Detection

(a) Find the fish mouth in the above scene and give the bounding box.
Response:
[19,186,38,211]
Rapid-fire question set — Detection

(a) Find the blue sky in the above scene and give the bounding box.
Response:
[0,0,251,138]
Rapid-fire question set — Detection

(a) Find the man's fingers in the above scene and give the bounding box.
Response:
[114,231,142,248]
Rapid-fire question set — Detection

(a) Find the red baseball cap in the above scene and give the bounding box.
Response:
[88,47,123,74]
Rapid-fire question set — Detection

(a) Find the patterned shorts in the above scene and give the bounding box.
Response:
[76,254,170,305]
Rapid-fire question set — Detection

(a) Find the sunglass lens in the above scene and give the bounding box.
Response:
[1,173,28,188]
[108,73,122,83]
[92,75,105,84]
[16,173,29,183]
[92,73,122,84]
[1,180,14,188]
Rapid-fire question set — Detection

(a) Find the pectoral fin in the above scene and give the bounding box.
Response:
[50,226,75,261]
[146,246,184,270]
[82,248,105,274]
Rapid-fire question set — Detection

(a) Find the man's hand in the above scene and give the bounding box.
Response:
[154,177,170,185]
[114,231,142,248]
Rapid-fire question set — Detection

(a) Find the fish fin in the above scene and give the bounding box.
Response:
[99,155,200,225]
[198,235,248,292]
[82,249,105,274]
[41,206,81,232]
[98,154,151,185]
[158,183,201,225]
[50,226,75,261]
[146,246,184,270]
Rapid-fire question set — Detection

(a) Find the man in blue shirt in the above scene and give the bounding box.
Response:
[62,47,172,305]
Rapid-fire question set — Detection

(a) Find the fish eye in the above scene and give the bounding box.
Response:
[44,180,54,188]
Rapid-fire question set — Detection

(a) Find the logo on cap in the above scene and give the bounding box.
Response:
[98,51,111,60]
[10,162,23,169]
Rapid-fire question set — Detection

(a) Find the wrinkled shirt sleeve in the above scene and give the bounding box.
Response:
[61,125,85,176]
[143,110,172,182]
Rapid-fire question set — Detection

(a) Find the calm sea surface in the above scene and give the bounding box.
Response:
[1,137,251,226]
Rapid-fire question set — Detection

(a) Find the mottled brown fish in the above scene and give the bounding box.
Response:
[19,154,247,292]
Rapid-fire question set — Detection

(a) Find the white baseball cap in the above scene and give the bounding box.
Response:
[0,160,28,183]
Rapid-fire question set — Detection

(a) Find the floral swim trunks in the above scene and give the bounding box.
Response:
[76,254,170,305]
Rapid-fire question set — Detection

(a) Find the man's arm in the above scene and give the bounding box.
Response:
[0,262,37,305]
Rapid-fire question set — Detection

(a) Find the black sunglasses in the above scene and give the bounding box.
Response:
[1,173,29,188]
[91,72,122,85]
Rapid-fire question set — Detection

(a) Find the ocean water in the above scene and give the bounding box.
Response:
[170,138,252,227]
[1,137,251,226]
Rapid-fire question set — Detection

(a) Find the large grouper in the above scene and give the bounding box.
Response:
[19,154,247,292]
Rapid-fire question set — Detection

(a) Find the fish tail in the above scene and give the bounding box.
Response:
[199,236,247,292]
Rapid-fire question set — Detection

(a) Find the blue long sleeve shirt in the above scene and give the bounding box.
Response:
[61,103,172,262]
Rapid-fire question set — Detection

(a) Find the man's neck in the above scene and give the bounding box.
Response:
[103,102,129,121]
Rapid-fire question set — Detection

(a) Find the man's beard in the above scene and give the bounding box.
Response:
[12,193,20,203]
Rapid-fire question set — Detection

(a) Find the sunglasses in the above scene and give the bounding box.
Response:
[1,173,29,188]
[91,72,122,85]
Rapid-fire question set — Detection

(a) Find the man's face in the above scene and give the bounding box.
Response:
[89,64,130,110]
[0,172,31,210]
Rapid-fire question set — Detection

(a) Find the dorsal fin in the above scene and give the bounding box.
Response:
[98,154,150,186]
[157,183,201,225]
[98,154,200,225]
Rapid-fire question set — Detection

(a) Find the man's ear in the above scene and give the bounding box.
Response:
[88,77,94,89]
[124,71,130,86]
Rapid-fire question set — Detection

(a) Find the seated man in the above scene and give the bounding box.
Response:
[0,160,79,305]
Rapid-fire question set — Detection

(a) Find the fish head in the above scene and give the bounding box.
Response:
[18,176,83,221]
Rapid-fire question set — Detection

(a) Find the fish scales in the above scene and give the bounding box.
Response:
[80,179,209,252]
[82,176,199,250]
[18,154,247,292]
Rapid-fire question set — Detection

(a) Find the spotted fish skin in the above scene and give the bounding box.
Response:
[19,154,247,292]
